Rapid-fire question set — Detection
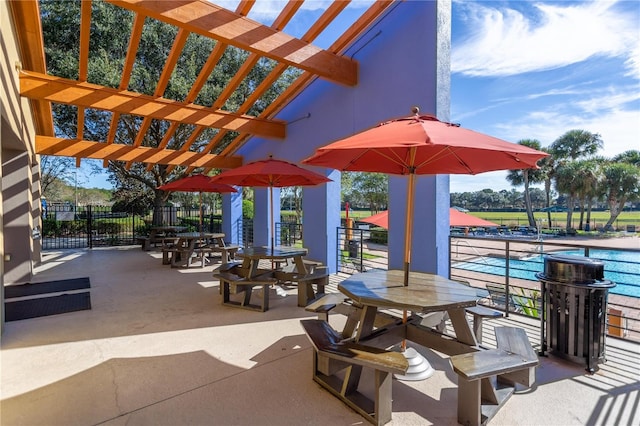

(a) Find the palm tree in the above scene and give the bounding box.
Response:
[613,150,640,166]
[506,139,545,227]
[550,130,603,160]
[538,151,556,226]
[555,162,583,230]
[550,130,604,228]
[601,161,640,230]
[573,159,600,230]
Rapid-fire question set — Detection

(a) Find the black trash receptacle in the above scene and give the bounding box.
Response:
[348,239,360,258]
[537,254,616,373]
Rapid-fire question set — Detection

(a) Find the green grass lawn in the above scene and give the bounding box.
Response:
[470,211,639,228]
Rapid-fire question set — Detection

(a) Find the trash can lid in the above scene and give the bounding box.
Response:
[541,254,605,284]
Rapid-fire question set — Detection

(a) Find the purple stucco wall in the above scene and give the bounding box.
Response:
[231,0,452,274]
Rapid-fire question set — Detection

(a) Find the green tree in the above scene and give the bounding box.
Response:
[351,172,388,213]
[41,0,298,224]
[280,186,303,223]
[601,161,640,230]
[537,150,556,226]
[506,139,545,226]
[613,150,640,166]
[573,159,601,230]
[549,130,603,160]
[39,156,75,198]
[549,129,604,227]
[554,162,583,230]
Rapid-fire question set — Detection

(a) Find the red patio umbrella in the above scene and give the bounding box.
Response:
[304,109,548,286]
[210,156,331,249]
[359,209,499,230]
[157,174,237,233]
[449,209,498,228]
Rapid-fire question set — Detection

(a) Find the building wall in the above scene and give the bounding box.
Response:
[236,1,452,274]
[1,0,42,330]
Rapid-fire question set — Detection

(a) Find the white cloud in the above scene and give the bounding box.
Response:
[211,1,374,23]
[503,108,640,155]
[452,1,640,78]
[490,84,640,154]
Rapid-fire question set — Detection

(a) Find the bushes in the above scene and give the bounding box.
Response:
[93,220,125,236]
[243,199,254,219]
[42,218,60,237]
[369,228,388,244]
[43,218,86,236]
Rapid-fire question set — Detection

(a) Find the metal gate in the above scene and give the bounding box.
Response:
[41,204,224,250]
[41,204,143,249]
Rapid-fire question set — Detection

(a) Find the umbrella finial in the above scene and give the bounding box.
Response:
[411,106,420,116]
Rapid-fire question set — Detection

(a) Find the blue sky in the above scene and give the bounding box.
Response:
[82,0,640,193]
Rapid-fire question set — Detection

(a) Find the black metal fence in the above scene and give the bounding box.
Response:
[42,204,298,250]
[336,225,388,273]
[41,204,225,250]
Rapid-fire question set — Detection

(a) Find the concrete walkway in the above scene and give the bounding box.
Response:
[1,246,638,425]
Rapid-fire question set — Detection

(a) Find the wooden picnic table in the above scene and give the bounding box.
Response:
[236,246,309,279]
[338,269,480,351]
[215,246,321,311]
[318,270,537,426]
[166,232,225,268]
[139,225,188,250]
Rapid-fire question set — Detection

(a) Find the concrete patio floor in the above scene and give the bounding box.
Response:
[1,246,638,425]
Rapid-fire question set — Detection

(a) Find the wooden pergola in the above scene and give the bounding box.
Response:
[11,0,396,171]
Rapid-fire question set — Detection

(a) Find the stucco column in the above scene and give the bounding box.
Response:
[221,190,243,245]
[302,169,341,273]
[388,175,450,275]
[252,187,281,248]
[2,150,35,283]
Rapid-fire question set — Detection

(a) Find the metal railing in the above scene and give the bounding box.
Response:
[235,221,302,248]
[41,204,223,249]
[332,226,639,343]
[448,235,640,342]
[336,226,388,273]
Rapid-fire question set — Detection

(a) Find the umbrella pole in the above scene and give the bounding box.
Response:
[401,168,416,352]
[403,172,416,286]
[270,186,275,251]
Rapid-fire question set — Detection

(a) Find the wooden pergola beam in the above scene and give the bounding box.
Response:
[20,71,286,139]
[36,136,243,168]
[8,0,54,136]
[107,0,358,86]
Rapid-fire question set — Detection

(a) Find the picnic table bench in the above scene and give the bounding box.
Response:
[450,326,538,426]
[300,319,408,426]
[139,226,186,251]
[214,269,277,312]
[198,243,241,265]
[274,262,329,307]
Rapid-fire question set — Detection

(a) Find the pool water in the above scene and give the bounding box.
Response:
[453,249,640,298]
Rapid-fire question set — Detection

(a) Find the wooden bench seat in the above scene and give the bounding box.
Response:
[201,244,241,265]
[274,268,329,307]
[449,326,538,426]
[300,319,408,426]
[305,293,349,322]
[465,305,504,344]
[213,271,277,312]
[162,246,183,265]
[166,247,204,268]
[140,235,179,252]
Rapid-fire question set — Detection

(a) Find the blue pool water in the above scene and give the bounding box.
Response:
[453,249,640,298]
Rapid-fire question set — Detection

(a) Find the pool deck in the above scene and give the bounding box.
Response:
[1,245,639,425]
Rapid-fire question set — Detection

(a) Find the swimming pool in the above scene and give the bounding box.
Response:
[453,249,640,298]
